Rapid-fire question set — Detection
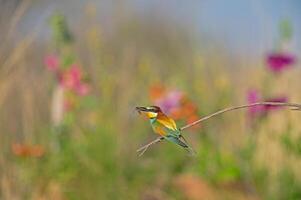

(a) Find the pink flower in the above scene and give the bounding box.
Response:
[44,55,59,72]
[247,89,288,117]
[59,64,90,96]
[60,64,82,89]
[155,90,183,114]
[247,89,264,117]
[75,83,90,96]
[266,53,296,74]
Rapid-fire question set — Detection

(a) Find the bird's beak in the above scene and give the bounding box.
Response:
[135,106,148,113]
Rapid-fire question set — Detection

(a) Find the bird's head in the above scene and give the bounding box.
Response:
[135,106,162,119]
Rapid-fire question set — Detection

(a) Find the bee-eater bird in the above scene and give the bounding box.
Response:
[136,106,195,154]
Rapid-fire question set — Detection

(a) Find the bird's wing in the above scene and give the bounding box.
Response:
[165,135,196,155]
[165,135,188,148]
[152,125,167,136]
[156,115,178,131]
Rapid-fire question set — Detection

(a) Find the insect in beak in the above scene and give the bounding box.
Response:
[135,106,148,114]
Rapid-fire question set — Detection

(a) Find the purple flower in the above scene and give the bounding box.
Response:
[264,97,288,111]
[247,89,288,118]
[247,89,264,116]
[266,53,296,74]
[155,90,183,114]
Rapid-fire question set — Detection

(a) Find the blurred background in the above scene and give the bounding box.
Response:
[0,0,301,199]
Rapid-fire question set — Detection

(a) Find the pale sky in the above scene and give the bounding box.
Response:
[21,0,301,58]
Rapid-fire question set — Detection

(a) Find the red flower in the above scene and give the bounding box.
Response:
[12,143,45,158]
[149,84,165,102]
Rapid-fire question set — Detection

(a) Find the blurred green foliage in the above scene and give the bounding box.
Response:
[281,133,301,156]
[279,19,293,42]
[50,13,73,48]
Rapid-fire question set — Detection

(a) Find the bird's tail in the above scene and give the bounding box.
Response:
[179,135,196,156]
[165,135,196,156]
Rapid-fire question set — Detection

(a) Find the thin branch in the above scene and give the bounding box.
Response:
[137,102,301,156]
[137,137,164,156]
[180,102,301,131]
